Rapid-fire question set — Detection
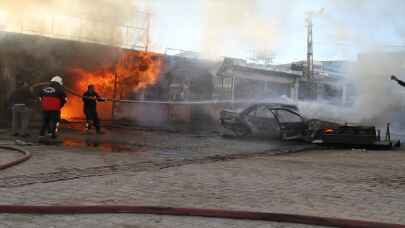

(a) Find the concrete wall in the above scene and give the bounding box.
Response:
[116,102,229,131]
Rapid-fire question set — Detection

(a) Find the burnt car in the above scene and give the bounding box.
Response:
[220,103,400,149]
[220,102,340,141]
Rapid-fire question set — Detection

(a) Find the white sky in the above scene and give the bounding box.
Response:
[140,0,405,63]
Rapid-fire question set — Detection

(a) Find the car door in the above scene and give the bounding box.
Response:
[245,105,279,136]
[271,108,306,140]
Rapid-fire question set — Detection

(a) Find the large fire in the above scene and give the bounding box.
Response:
[62,51,164,120]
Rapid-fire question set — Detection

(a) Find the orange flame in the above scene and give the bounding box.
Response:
[323,128,335,134]
[61,51,163,120]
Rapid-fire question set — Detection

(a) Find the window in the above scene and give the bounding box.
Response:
[255,106,274,118]
[223,77,233,89]
[274,110,302,123]
[214,77,223,89]
[214,77,233,90]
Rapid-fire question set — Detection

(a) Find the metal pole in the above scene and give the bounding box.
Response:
[111,70,118,121]
[145,13,151,52]
[386,123,391,142]
[306,17,313,81]
[231,76,236,109]
[111,51,120,121]
[305,15,315,100]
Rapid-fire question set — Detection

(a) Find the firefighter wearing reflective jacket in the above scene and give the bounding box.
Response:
[83,85,105,134]
[39,76,67,138]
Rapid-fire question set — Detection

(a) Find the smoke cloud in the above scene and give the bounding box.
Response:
[297,51,405,129]
[293,1,405,129]
[2,0,405,129]
[201,0,288,59]
[0,0,145,46]
[349,52,405,123]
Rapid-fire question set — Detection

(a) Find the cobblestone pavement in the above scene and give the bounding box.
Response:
[0,128,309,185]
[0,214,318,228]
[0,128,405,227]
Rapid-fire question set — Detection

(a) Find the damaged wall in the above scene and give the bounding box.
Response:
[0,55,16,121]
[0,31,131,121]
[0,31,221,131]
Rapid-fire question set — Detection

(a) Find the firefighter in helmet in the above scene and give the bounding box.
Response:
[39,76,67,139]
[82,84,105,134]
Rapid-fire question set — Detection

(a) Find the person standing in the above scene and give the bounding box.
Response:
[39,76,67,139]
[9,82,35,137]
[82,84,105,134]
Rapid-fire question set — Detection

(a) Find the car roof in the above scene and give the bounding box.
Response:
[256,102,299,111]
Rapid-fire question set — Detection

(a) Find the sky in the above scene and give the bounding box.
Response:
[140,0,405,63]
[1,0,404,64]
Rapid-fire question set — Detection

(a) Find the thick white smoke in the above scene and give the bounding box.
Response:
[0,0,144,46]
[201,0,290,59]
[295,1,405,127]
[297,52,405,128]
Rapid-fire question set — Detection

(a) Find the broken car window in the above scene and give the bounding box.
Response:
[274,110,302,123]
[255,106,275,118]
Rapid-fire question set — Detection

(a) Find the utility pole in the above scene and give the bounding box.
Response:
[306,16,314,80]
[145,12,151,52]
[305,8,324,100]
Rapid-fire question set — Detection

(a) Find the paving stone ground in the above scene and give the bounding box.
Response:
[0,128,404,227]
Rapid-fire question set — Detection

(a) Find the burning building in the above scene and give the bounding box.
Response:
[0,31,164,123]
[63,50,164,120]
[0,29,223,131]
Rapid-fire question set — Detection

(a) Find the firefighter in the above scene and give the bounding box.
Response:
[39,76,67,139]
[82,84,105,134]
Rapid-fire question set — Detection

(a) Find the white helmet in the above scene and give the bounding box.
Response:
[51,76,63,85]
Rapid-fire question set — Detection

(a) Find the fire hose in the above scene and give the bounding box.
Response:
[0,145,32,171]
[0,146,405,227]
[0,205,404,228]
[30,82,255,104]
[3,83,399,227]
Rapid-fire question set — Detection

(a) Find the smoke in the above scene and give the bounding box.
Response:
[349,52,405,123]
[332,1,405,127]
[201,0,290,59]
[0,0,143,45]
[296,52,405,129]
[323,0,405,48]
[291,1,405,129]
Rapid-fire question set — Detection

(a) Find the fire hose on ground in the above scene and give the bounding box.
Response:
[0,205,403,228]
[0,145,32,171]
[0,83,399,227]
[1,145,405,228]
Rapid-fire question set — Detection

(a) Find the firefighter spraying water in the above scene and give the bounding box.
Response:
[32,79,109,142]
[82,85,108,134]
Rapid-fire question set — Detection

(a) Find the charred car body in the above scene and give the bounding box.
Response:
[220,103,399,149]
[220,103,330,140]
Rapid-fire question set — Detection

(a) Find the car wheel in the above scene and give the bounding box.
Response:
[232,125,250,137]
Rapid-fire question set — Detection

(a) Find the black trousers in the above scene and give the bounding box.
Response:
[84,108,100,131]
[40,111,59,137]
